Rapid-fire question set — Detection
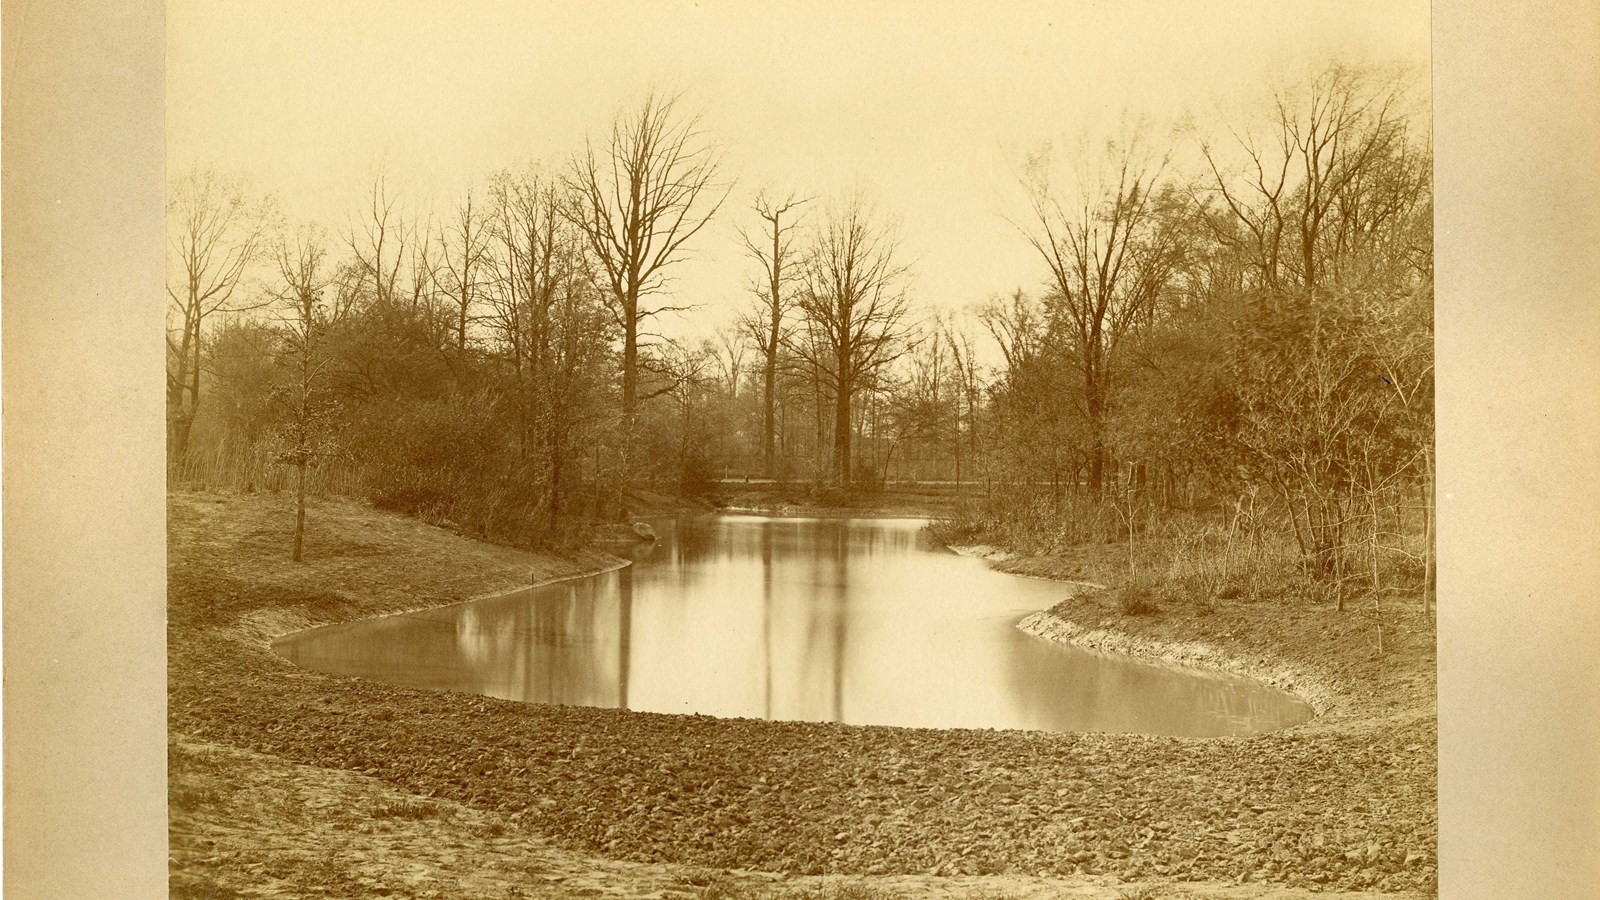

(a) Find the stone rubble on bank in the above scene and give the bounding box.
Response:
[1015,611,1339,717]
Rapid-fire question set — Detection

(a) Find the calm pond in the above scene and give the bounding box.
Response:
[275,516,1312,737]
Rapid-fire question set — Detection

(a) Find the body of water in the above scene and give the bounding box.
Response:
[274,516,1312,736]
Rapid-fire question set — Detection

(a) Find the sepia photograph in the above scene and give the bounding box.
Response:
[5,1,1598,899]
[160,3,1438,897]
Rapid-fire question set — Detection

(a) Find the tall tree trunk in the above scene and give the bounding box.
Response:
[548,435,564,532]
[186,336,203,453]
[620,286,639,493]
[834,379,852,486]
[169,331,203,462]
[763,350,777,475]
[1085,355,1105,497]
[953,411,962,497]
[762,213,784,475]
[514,349,528,460]
[622,286,639,420]
[169,405,194,463]
[168,327,196,461]
[813,377,826,475]
[293,461,307,562]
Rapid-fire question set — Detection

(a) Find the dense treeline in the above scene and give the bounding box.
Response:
[173,161,631,550]
[957,63,1433,616]
[171,62,1431,611]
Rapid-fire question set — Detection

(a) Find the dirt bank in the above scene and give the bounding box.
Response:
[169,491,1435,899]
[970,548,1435,733]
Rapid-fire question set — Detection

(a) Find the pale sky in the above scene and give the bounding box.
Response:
[168,0,1429,343]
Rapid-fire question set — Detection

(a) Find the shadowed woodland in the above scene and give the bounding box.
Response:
[169,61,1431,618]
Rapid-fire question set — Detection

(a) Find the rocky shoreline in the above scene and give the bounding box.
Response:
[169,491,1437,899]
[1015,611,1339,717]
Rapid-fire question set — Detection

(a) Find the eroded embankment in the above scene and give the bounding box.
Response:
[169,492,1437,898]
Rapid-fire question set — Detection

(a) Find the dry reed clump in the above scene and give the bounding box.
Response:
[934,490,1431,614]
[168,442,369,497]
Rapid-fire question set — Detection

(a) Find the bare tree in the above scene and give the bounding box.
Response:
[406,214,439,316]
[1016,132,1184,495]
[486,170,570,436]
[977,289,1043,377]
[789,197,913,485]
[883,330,953,483]
[346,169,409,309]
[658,339,715,492]
[1199,62,1431,583]
[438,186,491,353]
[269,225,338,562]
[738,191,811,475]
[166,166,273,460]
[484,165,615,528]
[944,318,985,494]
[563,92,728,427]
[711,324,748,402]
[1196,62,1414,295]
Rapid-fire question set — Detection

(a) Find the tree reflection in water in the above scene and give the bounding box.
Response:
[275,517,1313,737]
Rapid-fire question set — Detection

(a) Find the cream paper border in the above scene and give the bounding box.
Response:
[1433,2,1600,897]
[3,0,168,897]
[3,1,1598,898]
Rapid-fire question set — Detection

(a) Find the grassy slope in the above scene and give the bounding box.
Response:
[169,490,1435,899]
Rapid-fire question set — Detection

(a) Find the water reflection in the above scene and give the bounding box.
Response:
[275,517,1313,736]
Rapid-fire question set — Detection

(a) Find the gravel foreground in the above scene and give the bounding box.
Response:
[168,491,1436,899]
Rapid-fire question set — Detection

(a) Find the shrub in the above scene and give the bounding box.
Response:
[1118,579,1161,616]
[370,483,454,520]
[923,517,986,547]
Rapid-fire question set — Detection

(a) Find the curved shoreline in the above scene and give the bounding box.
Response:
[1015,610,1338,718]
[261,556,634,651]
[265,533,1333,734]
[170,492,1438,896]
[266,524,1310,739]
[950,542,1332,723]
[945,541,1431,729]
